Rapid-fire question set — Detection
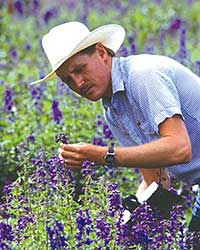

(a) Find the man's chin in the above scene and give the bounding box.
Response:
[87,95,101,102]
[84,92,102,101]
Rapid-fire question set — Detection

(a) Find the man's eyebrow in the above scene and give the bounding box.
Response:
[70,63,85,73]
[58,63,85,80]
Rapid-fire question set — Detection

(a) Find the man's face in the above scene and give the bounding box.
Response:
[56,44,112,101]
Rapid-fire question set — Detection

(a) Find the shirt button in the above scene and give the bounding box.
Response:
[136,120,141,126]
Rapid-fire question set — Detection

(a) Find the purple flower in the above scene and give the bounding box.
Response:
[169,17,182,32]
[96,218,112,245]
[39,70,45,79]
[2,182,13,196]
[95,115,103,127]
[51,99,63,124]
[107,191,122,217]
[92,137,106,146]
[46,155,68,188]
[0,242,12,249]
[0,222,14,245]
[9,47,18,60]
[30,85,44,113]
[23,43,31,51]
[3,86,14,114]
[81,160,96,178]
[81,0,89,24]
[186,0,194,5]
[121,176,127,182]
[173,26,190,65]
[107,183,123,217]
[14,0,24,16]
[46,220,67,250]
[195,60,200,76]
[180,27,187,49]
[155,0,161,4]
[107,182,118,192]
[30,150,74,192]
[118,46,129,57]
[0,204,11,219]
[55,133,68,144]
[31,0,39,11]
[180,185,194,208]
[76,209,93,248]
[103,124,113,140]
[43,8,56,24]
[26,134,35,144]
[127,33,137,55]
[17,215,34,231]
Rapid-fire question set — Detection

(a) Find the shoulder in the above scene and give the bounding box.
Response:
[121,55,176,84]
[120,54,177,71]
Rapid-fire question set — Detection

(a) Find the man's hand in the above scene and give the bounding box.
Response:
[59,143,107,169]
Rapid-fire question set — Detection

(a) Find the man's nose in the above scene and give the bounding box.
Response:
[72,74,85,88]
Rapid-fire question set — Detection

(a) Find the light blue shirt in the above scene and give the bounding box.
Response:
[103,55,200,185]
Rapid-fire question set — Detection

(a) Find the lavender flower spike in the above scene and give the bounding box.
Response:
[51,99,63,124]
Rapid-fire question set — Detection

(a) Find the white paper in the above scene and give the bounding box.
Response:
[136,181,159,204]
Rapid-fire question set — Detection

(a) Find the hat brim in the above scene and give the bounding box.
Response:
[30,24,125,85]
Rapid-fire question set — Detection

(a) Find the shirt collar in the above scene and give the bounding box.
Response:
[102,57,125,108]
[111,57,125,94]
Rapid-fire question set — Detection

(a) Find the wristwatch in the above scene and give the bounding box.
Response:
[104,142,115,165]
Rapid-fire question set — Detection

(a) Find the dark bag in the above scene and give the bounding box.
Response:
[122,183,185,219]
[146,184,185,218]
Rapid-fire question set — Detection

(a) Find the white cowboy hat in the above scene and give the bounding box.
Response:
[30,21,125,85]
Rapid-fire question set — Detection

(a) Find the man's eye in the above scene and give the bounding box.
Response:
[74,65,84,74]
[63,76,73,85]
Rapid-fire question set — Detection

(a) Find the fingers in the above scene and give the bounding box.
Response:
[60,143,80,151]
[59,143,90,170]
[60,143,87,161]
[61,150,84,161]
[59,148,83,170]
[64,158,83,170]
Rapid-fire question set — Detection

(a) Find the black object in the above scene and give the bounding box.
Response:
[146,184,185,218]
[122,185,185,219]
[122,194,140,212]
[104,142,115,165]
[188,215,200,232]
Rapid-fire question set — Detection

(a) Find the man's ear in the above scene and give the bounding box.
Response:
[95,43,108,58]
[95,43,111,65]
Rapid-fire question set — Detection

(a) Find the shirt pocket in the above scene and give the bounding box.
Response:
[135,110,158,137]
[139,121,156,135]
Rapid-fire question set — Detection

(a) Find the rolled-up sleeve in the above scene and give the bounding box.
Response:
[130,69,185,133]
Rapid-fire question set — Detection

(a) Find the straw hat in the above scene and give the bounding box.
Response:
[30,21,125,85]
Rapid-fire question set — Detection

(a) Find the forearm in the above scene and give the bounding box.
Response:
[60,113,191,170]
[113,136,191,169]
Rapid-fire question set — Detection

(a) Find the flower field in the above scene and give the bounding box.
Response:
[0,0,200,249]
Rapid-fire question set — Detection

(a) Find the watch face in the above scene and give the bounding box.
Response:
[105,155,115,164]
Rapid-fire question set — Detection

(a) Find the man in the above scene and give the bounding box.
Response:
[31,21,200,231]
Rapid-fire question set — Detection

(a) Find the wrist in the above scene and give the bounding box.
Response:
[92,146,107,165]
[104,142,116,166]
